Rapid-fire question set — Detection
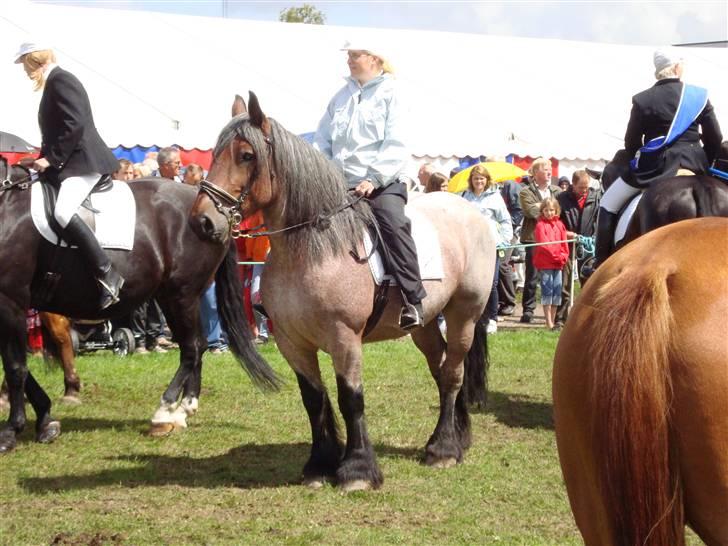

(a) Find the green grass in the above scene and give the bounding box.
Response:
[0,333,699,545]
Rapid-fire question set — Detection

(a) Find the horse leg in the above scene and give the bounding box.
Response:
[0,379,8,412]
[0,298,58,450]
[422,313,475,468]
[276,333,341,487]
[411,320,471,454]
[40,313,81,403]
[149,297,204,435]
[331,336,383,491]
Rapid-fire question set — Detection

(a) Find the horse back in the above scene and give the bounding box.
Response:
[626,175,728,244]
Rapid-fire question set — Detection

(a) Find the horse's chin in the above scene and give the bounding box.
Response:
[189,213,230,245]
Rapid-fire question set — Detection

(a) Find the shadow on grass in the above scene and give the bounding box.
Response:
[18,441,421,494]
[473,390,554,430]
[53,417,150,433]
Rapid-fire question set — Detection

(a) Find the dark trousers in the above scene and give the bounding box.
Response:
[369,182,426,305]
[497,248,517,310]
[521,246,540,316]
[486,257,501,321]
[131,298,164,349]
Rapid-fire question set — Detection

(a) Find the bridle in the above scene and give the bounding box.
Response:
[197,131,275,238]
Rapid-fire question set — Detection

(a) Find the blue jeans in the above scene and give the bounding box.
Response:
[200,282,225,349]
[540,269,563,306]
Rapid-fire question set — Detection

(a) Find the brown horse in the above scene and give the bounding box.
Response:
[0,312,79,410]
[553,217,728,545]
[189,94,494,490]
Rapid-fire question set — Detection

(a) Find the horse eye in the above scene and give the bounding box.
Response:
[238,151,255,163]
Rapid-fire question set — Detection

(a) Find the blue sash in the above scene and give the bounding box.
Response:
[630,84,708,174]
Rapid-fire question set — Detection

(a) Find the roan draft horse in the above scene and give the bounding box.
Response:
[0,156,279,453]
[553,218,728,545]
[190,94,495,490]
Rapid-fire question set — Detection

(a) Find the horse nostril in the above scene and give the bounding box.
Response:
[200,215,216,237]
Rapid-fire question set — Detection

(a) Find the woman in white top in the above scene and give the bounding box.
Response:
[461,164,513,333]
[314,42,426,330]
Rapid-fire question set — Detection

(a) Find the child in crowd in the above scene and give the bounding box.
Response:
[533,198,569,331]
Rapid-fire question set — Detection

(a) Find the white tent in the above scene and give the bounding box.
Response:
[1,1,726,171]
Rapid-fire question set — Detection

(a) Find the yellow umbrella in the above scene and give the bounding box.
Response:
[447,161,526,193]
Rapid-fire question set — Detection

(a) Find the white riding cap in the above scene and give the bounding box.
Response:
[14,42,51,64]
[340,40,386,61]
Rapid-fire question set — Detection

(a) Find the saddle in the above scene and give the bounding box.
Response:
[31,176,136,250]
[40,175,113,241]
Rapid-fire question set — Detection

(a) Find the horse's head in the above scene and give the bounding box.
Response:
[190,92,277,243]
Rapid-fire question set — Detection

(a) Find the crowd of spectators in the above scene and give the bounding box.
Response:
[416,158,601,332]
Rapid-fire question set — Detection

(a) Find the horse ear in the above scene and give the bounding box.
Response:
[248,91,271,135]
[232,94,247,117]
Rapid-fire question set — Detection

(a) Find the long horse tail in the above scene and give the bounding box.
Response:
[591,263,683,545]
[215,243,281,392]
[463,317,489,409]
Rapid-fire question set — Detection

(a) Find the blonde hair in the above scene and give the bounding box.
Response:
[529,157,552,176]
[22,49,56,91]
[540,197,561,216]
[133,163,152,178]
[655,63,681,80]
[467,164,494,192]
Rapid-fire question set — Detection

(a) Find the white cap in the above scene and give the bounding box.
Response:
[653,48,683,76]
[14,42,51,64]
[340,40,384,60]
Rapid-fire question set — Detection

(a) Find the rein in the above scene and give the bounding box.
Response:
[237,194,365,240]
[0,170,36,192]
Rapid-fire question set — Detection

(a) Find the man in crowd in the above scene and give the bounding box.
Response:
[554,169,600,327]
[518,158,561,323]
[157,147,182,182]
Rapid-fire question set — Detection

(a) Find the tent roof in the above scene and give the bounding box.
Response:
[1,2,726,160]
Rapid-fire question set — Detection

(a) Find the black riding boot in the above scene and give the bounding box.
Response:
[583,210,619,278]
[63,214,125,310]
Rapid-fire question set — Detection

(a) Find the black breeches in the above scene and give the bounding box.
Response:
[369,183,427,305]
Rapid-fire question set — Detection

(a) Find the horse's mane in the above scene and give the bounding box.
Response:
[216,115,374,263]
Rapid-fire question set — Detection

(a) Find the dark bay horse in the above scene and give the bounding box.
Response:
[0,157,279,453]
[189,94,494,491]
[600,147,728,249]
[554,218,728,545]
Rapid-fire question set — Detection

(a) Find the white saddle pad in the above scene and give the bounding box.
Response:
[31,180,136,250]
[614,193,642,245]
[363,205,444,285]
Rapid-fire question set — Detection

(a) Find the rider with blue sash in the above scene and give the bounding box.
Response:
[589,49,723,272]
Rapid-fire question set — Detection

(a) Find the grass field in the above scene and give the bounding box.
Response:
[0,332,700,545]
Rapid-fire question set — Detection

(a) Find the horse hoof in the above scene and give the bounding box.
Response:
[303,475,332,489]
[60,395,82,405]
[0,429,17,453]
[426,456,458,469]
[36,420,61,444]
[148,422,177,437]
[340,479,372,492]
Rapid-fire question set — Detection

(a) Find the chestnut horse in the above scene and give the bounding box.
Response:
[553,217,728,545]
[0,156,279,453]
[0,312,79,409]
[190,94,494,490]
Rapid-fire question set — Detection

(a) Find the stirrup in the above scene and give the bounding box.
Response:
[399,302,424,331]
[97,270,125,310]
